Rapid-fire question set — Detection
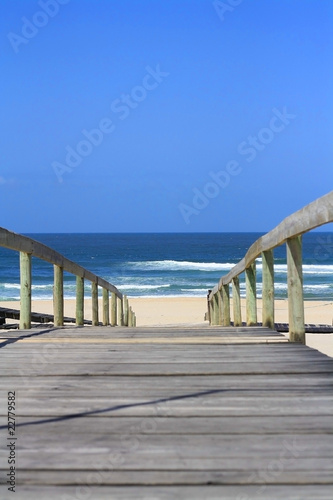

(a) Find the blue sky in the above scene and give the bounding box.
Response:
[0,0,332,233]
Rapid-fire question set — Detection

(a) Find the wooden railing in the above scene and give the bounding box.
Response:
[0,228,136,329]
[207,191,333,343]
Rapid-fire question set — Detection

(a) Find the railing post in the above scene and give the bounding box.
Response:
[128,306,133,327]
[287,236,305,343]
[222,284,230,326]
[111,292,117,326]
[117,296,123,326]
[232,276,242,326]
[102,288,109,326]
[212,293,219,325]
[208,292,215,325]
[246,261,257,326]
[20,252,31,329]
[262,250,274,329]
[122,296,128,326]
[209,297,214,325]
[53,265,64,327]
[217,289,223,325]
[92,282,99,326]
[209,295,215,325]
[207,290,212,324]
[76,276,84,326]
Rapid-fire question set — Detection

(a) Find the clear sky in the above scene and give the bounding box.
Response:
[0,0,332,233]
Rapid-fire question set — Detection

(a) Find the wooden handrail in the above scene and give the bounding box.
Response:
[0,227,136,329]
[0,227,121,296]
[208,191,333,343]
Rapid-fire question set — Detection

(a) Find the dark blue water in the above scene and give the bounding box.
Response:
[0,233,332,300]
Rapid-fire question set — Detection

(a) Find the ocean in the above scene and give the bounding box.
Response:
[0,233,332,302]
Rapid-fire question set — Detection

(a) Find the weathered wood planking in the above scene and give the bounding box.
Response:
[4,484,333,500]
[0,325,332,499]
[2,415,333,434]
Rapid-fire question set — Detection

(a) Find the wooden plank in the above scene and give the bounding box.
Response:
[7,469,333,485]
[9,415,333,434]
[1,397,331,418]
[1,435,332,466]
[0,336,289,345]
[1,379,332,395]
[2,427,333,451]
[3,350,326,362]
[1,361,332,376]
[4,485,333,500]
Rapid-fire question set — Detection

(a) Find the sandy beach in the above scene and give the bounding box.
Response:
[1,297,332,356]
[1,296,331,326]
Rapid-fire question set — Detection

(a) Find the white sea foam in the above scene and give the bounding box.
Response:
[130,293,208,298]
[3,283,75,290]
[31,295,54,300]
[126,260,333,275]
[274,283,288,290]
[32,284,53,290]
[303,284,332,290]
[127,260,235,271]
[266,264,333,274]
[302,265,333,274]
[120,284,171,290]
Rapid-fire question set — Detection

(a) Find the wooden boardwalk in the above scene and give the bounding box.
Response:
[0,325,333,499]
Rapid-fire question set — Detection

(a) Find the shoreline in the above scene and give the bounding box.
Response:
[1,297,332,357]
